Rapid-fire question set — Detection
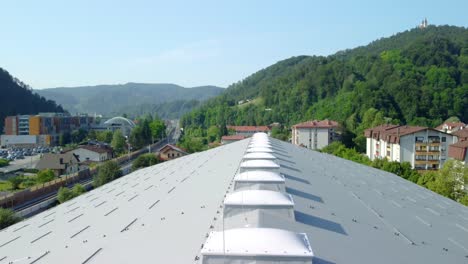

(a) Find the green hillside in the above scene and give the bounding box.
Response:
[0,68,64,131]
[180,25,468,151]
[36,83,224,117]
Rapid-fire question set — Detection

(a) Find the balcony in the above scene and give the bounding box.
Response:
[414,160,428,165]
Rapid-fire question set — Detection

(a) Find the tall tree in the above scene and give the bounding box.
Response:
[111,130,126,155]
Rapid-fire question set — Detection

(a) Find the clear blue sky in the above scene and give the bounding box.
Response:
[1,0,467,89]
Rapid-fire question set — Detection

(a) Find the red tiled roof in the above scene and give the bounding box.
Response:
[448,140,468,161]
[221,135,246,141]
[453,129,468,140]
[78,145,113,154]
[227,126,270,132]
[364,125,429,144]
[158,144,188,154]
[292,120,339,129]
[435,122,466,130]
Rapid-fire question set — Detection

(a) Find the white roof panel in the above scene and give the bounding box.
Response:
[249,143,272,149]
[235,171,285,182]
[224,190,294,206]
[201,228,313,257]
[246,147,274,153]
[240,159,280,169]
[242,152,276,160]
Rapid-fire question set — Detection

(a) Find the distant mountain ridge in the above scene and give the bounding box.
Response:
[0,68,64,131]
[36,83,224,117]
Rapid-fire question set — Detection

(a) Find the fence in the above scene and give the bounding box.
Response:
[0,141,162,209]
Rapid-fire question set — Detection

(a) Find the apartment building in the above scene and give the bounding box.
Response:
[291,119,340,150]
[227,126,271,136]
[365,125,456,170]
[3,113,95,146]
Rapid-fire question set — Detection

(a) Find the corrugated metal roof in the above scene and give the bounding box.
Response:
[2,137,468,264]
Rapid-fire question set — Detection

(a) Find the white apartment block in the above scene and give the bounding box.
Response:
[365,125,456,170]
[292,120,340,150]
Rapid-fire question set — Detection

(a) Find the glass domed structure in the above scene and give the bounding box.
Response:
[103,116,136,136]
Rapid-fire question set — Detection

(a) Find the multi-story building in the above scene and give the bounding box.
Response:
[4,116,18,135]
[291,120,340,150]
[2,113,95,146]
[365,125,456,170]
[227,126,271,137]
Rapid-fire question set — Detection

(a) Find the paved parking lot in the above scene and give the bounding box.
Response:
[0,154,41,174]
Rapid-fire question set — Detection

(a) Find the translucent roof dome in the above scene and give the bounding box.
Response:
[104,116,136,127]
[224,190,293,206]
[202,228,313,257]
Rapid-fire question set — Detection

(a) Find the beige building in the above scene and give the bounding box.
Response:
[227,126,271,137]
[158,144,188,160]
[35,152,81,176]
[221,135,245,145]
[365,125,456,170]
[291,120,340,150]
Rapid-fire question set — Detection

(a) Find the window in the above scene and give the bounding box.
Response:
[415,155,426,160]
[441,137,446,142]
[415,136,424,143]
[428,136,440,143]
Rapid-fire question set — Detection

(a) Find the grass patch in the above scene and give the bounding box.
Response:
[237,97,264,109]
[0,181,12,192]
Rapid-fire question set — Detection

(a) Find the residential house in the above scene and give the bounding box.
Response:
[435,122,467,134]
[448,141,468,164]
[291,120,340,150]
[365,125,456,170]
[35,152,81,176]
[71,145,113,162]
[453,129,468,142]
[158,144,188,160]
[227,126,271,137]
[221,135,246,144]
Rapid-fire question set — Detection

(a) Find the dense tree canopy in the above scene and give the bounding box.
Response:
[180,26,468,151]
[0,208,21,230]
[93,161,122,187]
[0,68,64,131]
[132,153,160,171]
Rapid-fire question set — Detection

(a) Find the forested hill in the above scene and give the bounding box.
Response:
[0,68,64,131]
[36,83,224,116]
[180,25,468,151]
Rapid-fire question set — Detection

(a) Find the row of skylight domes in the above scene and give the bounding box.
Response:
[200,133,314,263]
